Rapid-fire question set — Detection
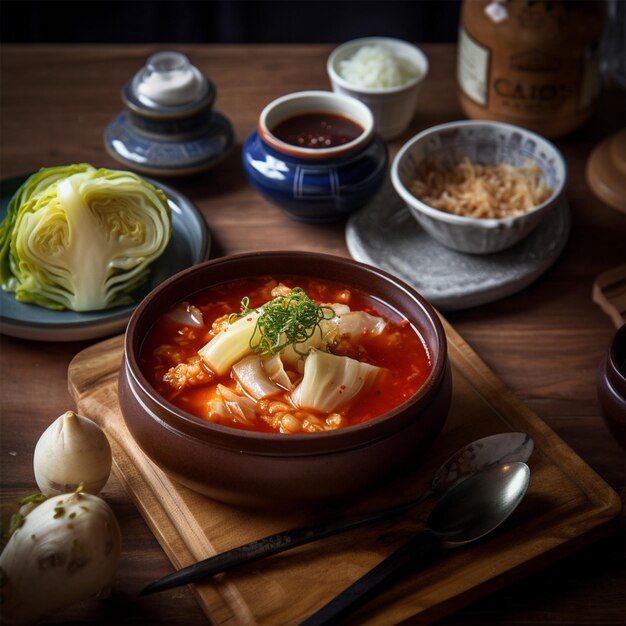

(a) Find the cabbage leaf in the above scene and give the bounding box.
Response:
[198,309,262,376]
[261,353,293,390]
[291,348,385,413]
[232,354,282,400]
[0,164,171,311]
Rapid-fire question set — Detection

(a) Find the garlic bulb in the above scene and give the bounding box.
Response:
[33,410,112,496]
[0,489,122,624]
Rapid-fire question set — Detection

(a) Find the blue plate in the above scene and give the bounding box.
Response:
[0,174,210,341]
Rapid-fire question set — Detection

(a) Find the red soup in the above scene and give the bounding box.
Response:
[140,277,432,434]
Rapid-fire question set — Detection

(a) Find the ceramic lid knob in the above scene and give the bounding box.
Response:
[133,51,207,107]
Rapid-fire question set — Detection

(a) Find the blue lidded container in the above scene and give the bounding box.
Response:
[105,51,234,177]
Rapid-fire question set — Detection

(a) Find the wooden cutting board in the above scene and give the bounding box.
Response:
[67,320,621,626]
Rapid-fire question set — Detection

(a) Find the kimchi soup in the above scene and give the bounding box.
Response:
[140,276,432,434]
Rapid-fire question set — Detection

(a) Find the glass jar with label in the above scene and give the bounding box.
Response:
[457,0,607,138]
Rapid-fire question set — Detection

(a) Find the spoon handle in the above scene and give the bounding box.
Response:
[140,491,434,596]
[299,531,441,626]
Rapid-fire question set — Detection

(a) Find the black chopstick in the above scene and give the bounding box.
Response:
[140,492,433,595]
[299,531,441,626]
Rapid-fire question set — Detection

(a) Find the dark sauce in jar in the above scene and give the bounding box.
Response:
[272,112,363,149]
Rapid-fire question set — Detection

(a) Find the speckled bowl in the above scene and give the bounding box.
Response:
[118,251,452,509]
[391,120,567,255]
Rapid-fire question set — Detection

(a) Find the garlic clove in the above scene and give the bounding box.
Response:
[33,410,112,496]
[0,489,122,624]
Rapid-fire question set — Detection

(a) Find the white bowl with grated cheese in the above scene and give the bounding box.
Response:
[327,37,428,140]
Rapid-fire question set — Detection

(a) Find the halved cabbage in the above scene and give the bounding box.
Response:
[0,164,171,311]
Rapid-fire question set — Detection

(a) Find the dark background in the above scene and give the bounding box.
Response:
[1,0,461,44]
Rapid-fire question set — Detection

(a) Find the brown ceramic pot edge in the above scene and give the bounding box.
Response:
[118,359,452,507]
[122,250,450,454]
[597,324,626,448]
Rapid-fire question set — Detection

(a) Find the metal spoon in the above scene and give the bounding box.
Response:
[140,432,533,596]
[300,461,531,626]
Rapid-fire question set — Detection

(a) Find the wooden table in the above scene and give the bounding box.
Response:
[0,44,624,625]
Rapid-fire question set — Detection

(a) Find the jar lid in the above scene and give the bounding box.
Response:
[123,51,215,118]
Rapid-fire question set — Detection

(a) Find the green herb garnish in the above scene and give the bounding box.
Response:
[233,287,334,357]
[19,493,47,507]
[4,513,24,540]
[1,493,48,544]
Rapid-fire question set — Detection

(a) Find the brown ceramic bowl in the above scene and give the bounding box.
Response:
[597,324,626,448]
[119,251,452,508]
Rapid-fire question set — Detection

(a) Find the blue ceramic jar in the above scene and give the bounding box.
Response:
[105,51,235,177]
[242,91,388,223]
